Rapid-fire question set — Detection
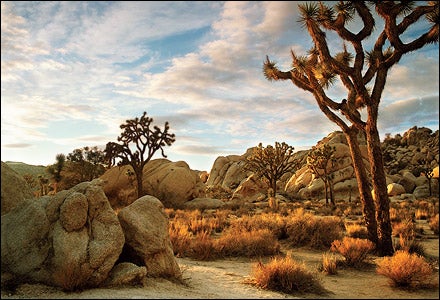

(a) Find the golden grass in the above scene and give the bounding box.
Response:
[320,252,338,275]
[216,228,281,258]
[376,250,435,288]
[285,208,344,250]
[345,223,368,239]
[429,213,439,234]
[249,255,325,294]
[330,237,375,267]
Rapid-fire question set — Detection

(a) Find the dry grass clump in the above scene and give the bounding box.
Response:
[415,208,430,220]
[391,217,426,256]
[392,217,415,237]
[216,228,281,258]
[330,237,375,267]
[319,252,338,275]
[249,255,325,295]
[285,208,344,250]
[168,209,281,260]
[376,250,435,288]
[429,213,439,234]
[227,212,287,239]
[344,223,368,239]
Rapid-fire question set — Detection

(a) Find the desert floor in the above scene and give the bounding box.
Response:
[2,221,439,299]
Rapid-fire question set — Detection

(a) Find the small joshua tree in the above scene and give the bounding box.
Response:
[245,142,299,199]
[104,111,175,198]
[307,144,337,206]
[46,153,66,194]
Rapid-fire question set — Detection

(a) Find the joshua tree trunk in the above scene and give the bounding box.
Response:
[345,127,378,246]
[134,166,144,199]
[366,107,394,256]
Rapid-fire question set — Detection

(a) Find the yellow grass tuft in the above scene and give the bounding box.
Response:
[376,250,434,288]
[250,255,325,294]
[330,237,375,267]
[320,252,338,275]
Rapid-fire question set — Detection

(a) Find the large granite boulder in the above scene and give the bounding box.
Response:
[117,195,181,279]
[1,161,34,215]
[101,159,205,209]
[1,179,125,290]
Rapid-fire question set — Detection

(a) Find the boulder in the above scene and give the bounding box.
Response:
[1,179,125,290]
[1,161,34,215]
[117,195,181,279]
[101,159,205,209]
[387,183,406,196]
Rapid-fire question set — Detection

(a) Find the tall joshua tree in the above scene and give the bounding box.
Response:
[263,1,438,256]
[104,112,176,198]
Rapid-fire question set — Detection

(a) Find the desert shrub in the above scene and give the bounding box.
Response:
[395,236,426,257]
[415,208,430,220]
[392,217,415,237]
[189,230,217,260]
[285,208,344,250]
[429,213,439,234]
[343,205,363,217]
[344,223,368,239]
[319,252,338,275]
[376,250,434,288]
[228,212,287,239]
[216,228,281,258]
[168,219,193,257]
[250,255,325,294]
[330,237,375,267]
[389,207,401,222]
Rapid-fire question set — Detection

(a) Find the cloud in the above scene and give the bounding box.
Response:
[2,143,33,149]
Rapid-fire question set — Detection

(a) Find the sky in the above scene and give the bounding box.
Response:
[1,1,439,172]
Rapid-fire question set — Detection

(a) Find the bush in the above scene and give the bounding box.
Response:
[429,214,439,234]
[285,208,344,250]
[376,250,434,288]
[216,228,281,258]
[330,237,375,266]
[345,223,368,239]
[250,255,325,294]
[320,252,338,275]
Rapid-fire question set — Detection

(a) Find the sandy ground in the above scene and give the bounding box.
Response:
[2,222,439,299]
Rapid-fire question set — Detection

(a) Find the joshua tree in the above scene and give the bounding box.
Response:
[37,175,49,196]
[307,144,337,207]
[104,111,175,198]
[263,1,438,256]
[46,153,66,194]
[245,142,299,199]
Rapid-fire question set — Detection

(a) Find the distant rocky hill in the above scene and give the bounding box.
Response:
[205,126,439,204]
[2,126,439,209]
[4,161,48,178]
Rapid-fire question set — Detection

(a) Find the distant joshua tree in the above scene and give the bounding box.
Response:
[307,144,337,207]
[46,153,66,194]
[104,112,176,198]
[245,142,299,199]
